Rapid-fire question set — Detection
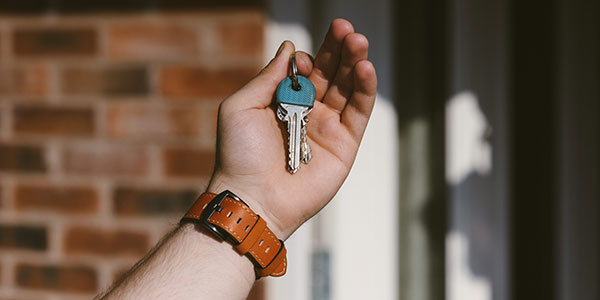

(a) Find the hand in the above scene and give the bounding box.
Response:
[207,19,377,239]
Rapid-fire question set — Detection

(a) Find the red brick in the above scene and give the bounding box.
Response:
[106,103,203,140]
[0,224,47,251]
[0,143,46,173]
[13,106,94,136]
[0,65,48,97]
[108,23,198,59]
[217,19,263,58]
[15,184,98,214]
[0,1,265,14]
[13,28,97,57]
[160,66,257,99]
[61,66,148,96]
[62,143,150,177]
[162,148,214,178]
[16,264,97,293]
[64,227,149,256]
[113,187,197,216]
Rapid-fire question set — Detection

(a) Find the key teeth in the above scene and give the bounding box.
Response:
[277,106,287,121]
[301,153,311,164]
[288,166,299,174]
[300,137,311,164]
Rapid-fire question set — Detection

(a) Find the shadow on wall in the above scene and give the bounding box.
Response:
[446,91,493,300]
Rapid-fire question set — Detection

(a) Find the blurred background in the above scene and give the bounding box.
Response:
[0,1,597,300]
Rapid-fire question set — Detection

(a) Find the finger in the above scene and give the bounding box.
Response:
[309,19,354,100]
[322,33,369,113]
[294,51,313,76]
[225,40,296,110]
[340,60,377,140]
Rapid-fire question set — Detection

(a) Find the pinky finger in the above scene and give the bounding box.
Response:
[340,60,377,140]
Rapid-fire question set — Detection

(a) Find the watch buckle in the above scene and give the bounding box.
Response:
[199,190,245,241]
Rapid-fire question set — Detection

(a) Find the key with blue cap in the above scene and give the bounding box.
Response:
[276,55,316,174]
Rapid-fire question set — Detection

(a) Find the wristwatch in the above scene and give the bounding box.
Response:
[180,190,287,278]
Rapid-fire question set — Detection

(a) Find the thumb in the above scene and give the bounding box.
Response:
[226,40,296,110]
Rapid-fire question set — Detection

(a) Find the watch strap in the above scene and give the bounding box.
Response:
[181,191,287,278]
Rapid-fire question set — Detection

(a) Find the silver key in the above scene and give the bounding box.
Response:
[275,55,316,174]
[278,104,310,173]
[300,115,311,164]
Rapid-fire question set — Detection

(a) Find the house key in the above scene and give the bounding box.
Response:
[276,55,316,174]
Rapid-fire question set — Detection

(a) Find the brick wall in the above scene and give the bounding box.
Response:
[0,5,265,300]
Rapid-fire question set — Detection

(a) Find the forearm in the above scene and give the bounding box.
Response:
[98,224,255,300]
[97,180,287,300]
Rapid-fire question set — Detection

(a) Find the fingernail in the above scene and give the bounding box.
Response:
[275,42,285,57]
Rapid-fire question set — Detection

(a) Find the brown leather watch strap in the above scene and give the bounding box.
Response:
[180,191,287,278]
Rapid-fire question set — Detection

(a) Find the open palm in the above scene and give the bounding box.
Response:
[207,19,377,239]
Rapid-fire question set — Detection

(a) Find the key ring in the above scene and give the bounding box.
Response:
[290,55,301,91]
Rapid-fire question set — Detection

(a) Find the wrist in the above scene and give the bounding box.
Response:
[207,172,288,239]
[182,187,289,278]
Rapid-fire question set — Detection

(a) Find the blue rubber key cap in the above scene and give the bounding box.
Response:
[276,76,316,107]
[276,55,316,174]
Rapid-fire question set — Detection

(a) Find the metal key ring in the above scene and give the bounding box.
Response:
[290,55,301,91]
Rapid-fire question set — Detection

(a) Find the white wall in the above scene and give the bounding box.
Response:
[264,0,398,298]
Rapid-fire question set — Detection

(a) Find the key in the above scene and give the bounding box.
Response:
[278,103,309,173]
[300,116,311,163]
[276,55,316,173]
